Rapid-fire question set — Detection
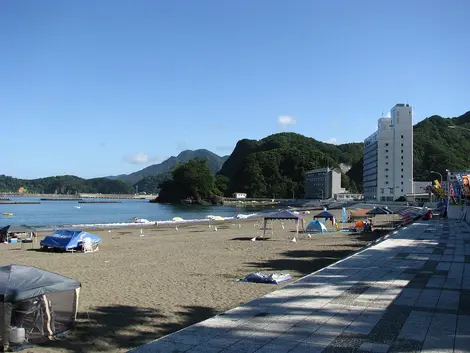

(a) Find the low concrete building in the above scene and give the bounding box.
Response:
[335,193,364,201]
[232,192,247,199]
[304,167,345,199]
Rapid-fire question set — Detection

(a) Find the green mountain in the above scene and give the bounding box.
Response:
[108,149,229,184]
[413,111,470,180]
[217,133,363,198]
[0,175,133,194]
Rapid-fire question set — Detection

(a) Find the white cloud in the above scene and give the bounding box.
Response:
[278,115,296,126]
[326,137,338,144]
[385,111,391,118]
[123,152,163,165]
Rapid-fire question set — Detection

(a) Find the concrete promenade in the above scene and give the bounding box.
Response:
[130,220,470,353]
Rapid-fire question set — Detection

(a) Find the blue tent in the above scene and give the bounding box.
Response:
[306,220,327,233]
[40,230,102,251]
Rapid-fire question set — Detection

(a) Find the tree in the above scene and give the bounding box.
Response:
[157,158,222,204]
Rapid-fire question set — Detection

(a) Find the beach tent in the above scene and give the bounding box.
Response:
[40,230,101,252]
[313,211,335,219]
[354,220,366,230]
[306,220,327,233]
[257,210,305,242]
[0,225,36,243]
[0,264,81,350]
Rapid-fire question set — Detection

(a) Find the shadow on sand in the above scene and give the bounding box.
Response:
[38,304,217,353]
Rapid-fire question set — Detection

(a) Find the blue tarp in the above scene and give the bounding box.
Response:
[40,230,102,250]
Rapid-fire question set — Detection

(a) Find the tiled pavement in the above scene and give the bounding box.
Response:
[129,220,470,353]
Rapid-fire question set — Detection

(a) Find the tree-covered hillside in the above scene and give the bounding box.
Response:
[217,133,364,198]
[0,175,133,194]
[413,111,470,180]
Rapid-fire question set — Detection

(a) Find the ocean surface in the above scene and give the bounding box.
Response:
[0,197,274,230]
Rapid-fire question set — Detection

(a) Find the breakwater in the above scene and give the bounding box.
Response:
[40,198,82,201]
[78,201,122,204]
[0,201,41,204]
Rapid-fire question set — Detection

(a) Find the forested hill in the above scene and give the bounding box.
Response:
[217,133,364,198]
[413,110,470,180]
[0,175,133,194]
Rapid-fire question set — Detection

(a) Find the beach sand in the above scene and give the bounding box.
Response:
[0,210,390,352]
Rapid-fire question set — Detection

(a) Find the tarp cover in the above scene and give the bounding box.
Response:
[0,264,80,302]
[306,220,327,233]
[40,230,102,250]
[264,210,304,220]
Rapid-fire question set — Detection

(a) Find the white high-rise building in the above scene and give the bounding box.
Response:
[363,104,414,202]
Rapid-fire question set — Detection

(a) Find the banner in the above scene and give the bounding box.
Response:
[341,207,347,223]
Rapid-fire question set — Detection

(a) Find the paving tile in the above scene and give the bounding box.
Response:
[436,289,460,311]
[394,288,422,307]
[455,315,470,352]
[253,338,299,353]
[397,310,433,341]
[426,275,446,288]
[358,342,390,352]
[415,288,441,309]
[422,312,457,352]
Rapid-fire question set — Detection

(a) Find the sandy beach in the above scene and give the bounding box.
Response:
[0,210,390,353]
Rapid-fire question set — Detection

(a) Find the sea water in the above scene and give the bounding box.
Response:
[0,197,270,229]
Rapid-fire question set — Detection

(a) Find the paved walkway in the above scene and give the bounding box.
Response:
[129,220,470,353]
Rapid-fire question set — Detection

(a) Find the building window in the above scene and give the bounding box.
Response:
[385,143,389,146]
[401,143,403,147]
[401,156,403,159]
[386,156,389,159]
[401,175,403,178]
[397,118,400,123]
[385,168,389,171]
[401,162,404,166]
[401,135,404,138]
[401,181,404,185]
[385,181,389,185]
[385,149,388,153]
[401,189,404,192]
[386,162,388,165]
[380,188,384,194]
[401,150,403,153]
[385,175,388,178]
[401,168,403,172]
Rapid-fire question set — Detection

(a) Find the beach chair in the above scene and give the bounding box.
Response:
[82,237,98,253]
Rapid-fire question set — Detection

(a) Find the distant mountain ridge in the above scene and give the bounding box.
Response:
[108,149,229,184]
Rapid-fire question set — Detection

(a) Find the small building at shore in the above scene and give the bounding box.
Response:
[232,192,247,199]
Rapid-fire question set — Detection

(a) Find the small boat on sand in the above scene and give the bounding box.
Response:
[2,212,13,216]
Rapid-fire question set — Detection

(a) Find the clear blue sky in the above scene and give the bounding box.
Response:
[1,0,469,179]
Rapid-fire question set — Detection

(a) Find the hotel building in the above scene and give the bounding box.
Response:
[363,104,414,201]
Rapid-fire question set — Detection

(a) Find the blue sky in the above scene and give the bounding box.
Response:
[1,0,469,179]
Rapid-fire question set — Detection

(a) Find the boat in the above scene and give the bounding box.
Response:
[2,212,13,216]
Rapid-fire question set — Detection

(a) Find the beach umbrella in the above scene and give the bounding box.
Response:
[172,217,184,222]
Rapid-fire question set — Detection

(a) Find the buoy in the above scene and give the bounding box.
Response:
[251,237,257,241]
[214,226,218,232]
[291,237,297,242]
[307,234,312,238]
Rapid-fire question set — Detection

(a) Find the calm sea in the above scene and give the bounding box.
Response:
[0,197,271,229]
